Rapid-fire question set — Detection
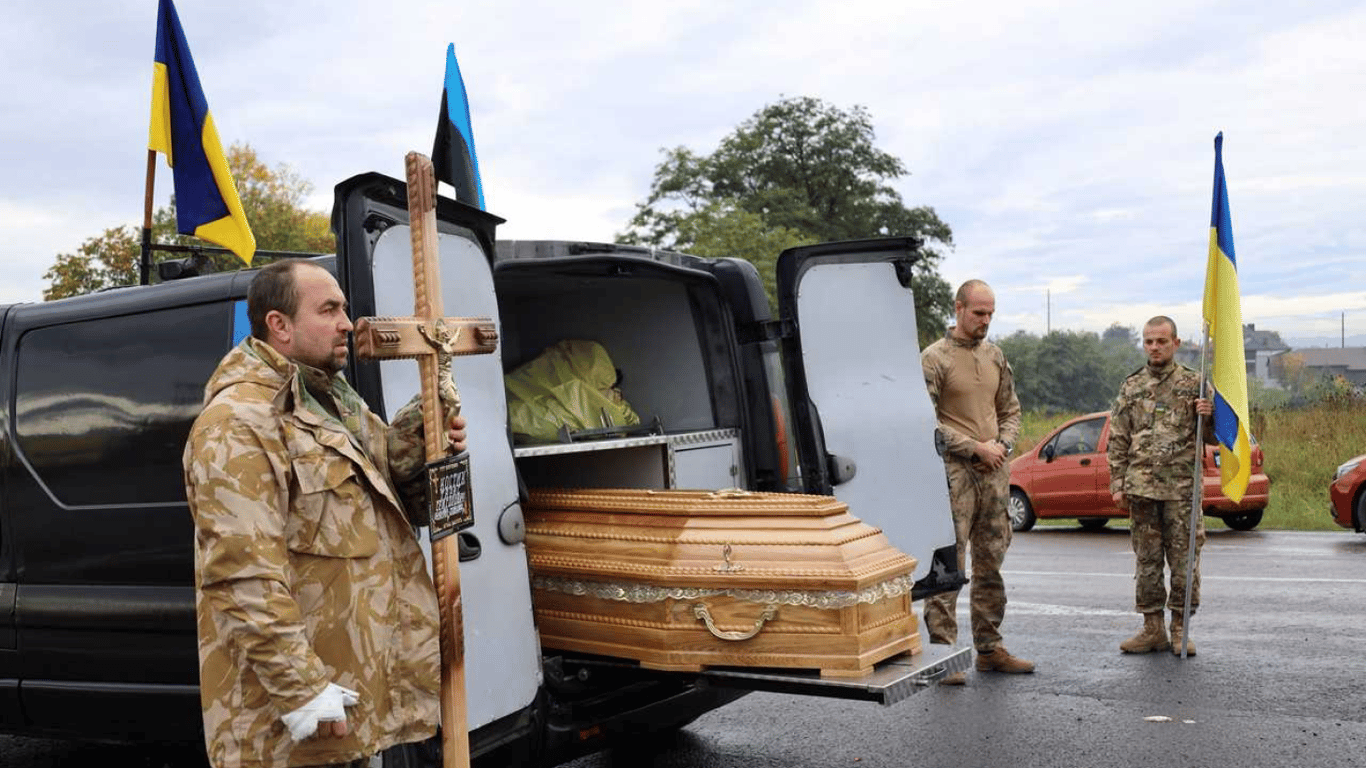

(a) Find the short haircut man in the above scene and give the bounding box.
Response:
[919,280,1032,684]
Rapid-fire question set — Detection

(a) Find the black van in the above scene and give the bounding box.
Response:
[0,171,966,765]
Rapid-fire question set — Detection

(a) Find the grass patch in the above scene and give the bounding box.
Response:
[1016,403,1366,532]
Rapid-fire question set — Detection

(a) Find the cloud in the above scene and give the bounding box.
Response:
[2,0,1363,356]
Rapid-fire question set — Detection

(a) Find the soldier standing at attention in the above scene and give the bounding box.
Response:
[921,279,1033,685]
[183,259,466,768]
[1107,315,1213,657]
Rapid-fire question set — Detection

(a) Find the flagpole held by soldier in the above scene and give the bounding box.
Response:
[1181,323,1213,659]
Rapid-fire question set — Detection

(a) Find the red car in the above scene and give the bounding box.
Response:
[1008,411,1270,532]
[1329,453,1366,532]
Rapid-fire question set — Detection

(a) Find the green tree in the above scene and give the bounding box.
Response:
[1001,328,1139,413]
[42,225,142,301]
[43,143,334,300]
[679,201,816,312]
[620,95,955,344]
[1100,322,1145,394]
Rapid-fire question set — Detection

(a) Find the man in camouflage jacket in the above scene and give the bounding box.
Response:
[1107,315,1213,657]
[183,259,464,768]
[921,279,1032,685]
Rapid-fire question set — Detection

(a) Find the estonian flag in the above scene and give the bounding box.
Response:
[1201,132,1251,503]
[432,43,486,210]
[148,0,255,266]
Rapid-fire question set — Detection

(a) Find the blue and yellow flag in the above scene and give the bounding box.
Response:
[431,43,486,210]
[149,0,255,265]
[1202,132,1251,502]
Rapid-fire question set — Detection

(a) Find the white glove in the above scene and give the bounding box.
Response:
[281,682,361,741]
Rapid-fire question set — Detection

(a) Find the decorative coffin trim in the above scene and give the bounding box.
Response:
[532,573,917,610]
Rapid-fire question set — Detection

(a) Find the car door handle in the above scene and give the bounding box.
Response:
[1079,459,1091,466]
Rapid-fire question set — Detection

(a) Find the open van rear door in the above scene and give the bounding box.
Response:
[332,172,542,734]
[775,238,963,599]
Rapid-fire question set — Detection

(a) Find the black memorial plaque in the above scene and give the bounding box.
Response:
[427,453,474,541]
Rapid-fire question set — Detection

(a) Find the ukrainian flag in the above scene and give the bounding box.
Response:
[431,43,486,210]
[148,0,255,265]
[1202,132,1251,502]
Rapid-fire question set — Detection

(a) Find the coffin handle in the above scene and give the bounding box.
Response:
[692,603,778,641]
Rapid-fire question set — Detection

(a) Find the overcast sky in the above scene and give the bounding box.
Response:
[4,0,1364,347]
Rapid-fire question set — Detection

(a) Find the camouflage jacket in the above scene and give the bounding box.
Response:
[182,338,440,768]
[1107,360,1212,501]
[921,331,1022,461]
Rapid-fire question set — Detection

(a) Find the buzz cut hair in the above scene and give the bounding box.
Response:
[1145,315,1178,339]
[247,259,321,341]
[955,279,993,304]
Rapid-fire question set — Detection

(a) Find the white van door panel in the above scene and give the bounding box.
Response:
[370,226,540,730]
[779,247,956,582]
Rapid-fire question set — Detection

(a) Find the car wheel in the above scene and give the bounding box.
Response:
[1078,517,1108,531]
[1354,491,1366,533]
[1009,489,1036,532]
[1222,510,1263,531]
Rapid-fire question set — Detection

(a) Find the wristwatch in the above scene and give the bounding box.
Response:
[999,439,1014,454]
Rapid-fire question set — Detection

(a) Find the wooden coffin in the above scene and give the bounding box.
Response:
[523,488,920,678]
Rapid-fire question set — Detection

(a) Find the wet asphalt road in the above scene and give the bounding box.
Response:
[4,528,1364,767]
[564,526,1366,768]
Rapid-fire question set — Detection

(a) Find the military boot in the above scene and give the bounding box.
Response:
[975,647,1035,674]
[1170,611,1196,656]
[1119,612,1170,654]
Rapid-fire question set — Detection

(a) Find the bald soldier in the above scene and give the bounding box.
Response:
[183,259,466,768]
[1108,315,1213,657]
[921,279,1033,685]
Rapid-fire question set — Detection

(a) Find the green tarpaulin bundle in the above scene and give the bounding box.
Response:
[504,339,641,443]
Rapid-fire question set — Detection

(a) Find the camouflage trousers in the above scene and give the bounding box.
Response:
[923,458,1013,652]
[1128,496,1205,614]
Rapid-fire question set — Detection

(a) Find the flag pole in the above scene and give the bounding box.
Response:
[141,148,157,285]
[1182,321,1209,659]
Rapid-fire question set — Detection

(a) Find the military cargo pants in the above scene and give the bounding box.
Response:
[1127,496,1204,614]
[923,457,1012,652]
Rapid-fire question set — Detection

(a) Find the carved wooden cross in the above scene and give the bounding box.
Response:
[353,151,498,768]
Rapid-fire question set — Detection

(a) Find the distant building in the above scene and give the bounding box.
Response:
[1173,323,1288,386]
[1245,324,1290,385]
[1281,347,1366,388]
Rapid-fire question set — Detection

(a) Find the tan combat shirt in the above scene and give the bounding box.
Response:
[183,338,440,768]
[921,330,1022,461]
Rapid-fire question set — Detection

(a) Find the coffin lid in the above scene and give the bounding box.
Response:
[523,487,916,593]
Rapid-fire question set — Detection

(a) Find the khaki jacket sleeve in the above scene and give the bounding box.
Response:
[187,414,331,714]
[921,348,977,459]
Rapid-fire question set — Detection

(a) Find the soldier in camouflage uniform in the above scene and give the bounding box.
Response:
[183,259,466,768]
[1107,315,1213,657]
[921,280,1033,685]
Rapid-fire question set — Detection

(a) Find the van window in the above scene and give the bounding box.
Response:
[13,303,230,507]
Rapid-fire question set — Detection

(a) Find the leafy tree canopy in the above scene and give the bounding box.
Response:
[999,326,1145,413]
[43,143,334,300]
[619,95,955,345]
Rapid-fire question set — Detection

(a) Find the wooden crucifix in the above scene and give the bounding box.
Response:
[353,151,498,768]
